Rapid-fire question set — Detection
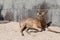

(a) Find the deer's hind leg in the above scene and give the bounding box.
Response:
[25,28,31,34]
[25,28,38,34]
[28,28,39,33]
[25,27,42,33]
[28,28,42,33]
[20,25,27,36]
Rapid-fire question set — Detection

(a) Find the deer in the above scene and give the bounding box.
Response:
[19,8,49,36]
[19,17,42,36]
[29,8,52,32]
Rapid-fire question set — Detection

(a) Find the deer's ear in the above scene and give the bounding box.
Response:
[36,8,40,12]
[41,9,48,16]
[44,9,48,13]
[36,9,41,15]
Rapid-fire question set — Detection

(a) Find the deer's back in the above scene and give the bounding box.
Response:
[26,18,41,28]
[19,18,41,28]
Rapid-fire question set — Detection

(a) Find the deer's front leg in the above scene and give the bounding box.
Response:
[20,26,26,36]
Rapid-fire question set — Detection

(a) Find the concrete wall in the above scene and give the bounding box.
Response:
[0,0,60,26]
[46,0,60,26]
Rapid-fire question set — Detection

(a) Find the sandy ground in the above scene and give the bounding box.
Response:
[0,22,60,40]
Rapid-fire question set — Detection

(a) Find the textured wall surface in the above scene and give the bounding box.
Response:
[0,0,60,26]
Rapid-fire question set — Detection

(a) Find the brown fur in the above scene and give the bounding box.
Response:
[19,18,42,36]
[19,9,48,36]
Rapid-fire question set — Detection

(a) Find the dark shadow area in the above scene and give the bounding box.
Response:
[0,5,4,21]
[4,10,14,21]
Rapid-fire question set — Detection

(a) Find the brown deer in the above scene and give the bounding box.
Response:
[19,8,48,36]
[29,9,52,32]
[19,17,42,36]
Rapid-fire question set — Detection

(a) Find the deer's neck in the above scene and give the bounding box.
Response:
[37,16,44,21]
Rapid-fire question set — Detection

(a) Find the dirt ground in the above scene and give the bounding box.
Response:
[0,22,60,40]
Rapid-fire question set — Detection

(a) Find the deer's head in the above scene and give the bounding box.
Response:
[36,8,48,21]
[36,8,48,17]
